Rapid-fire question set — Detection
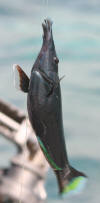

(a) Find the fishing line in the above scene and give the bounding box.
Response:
[42,0,49,18]
[42,0,45,18]
[18,96,28,203]
[15,1,50,201]
[46,0,49,17]
[46,0,49,10]
[13,65,28,203]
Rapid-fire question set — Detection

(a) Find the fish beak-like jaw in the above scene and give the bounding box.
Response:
[42,18,53,41]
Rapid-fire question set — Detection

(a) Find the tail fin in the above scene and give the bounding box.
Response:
[55,166,87,196]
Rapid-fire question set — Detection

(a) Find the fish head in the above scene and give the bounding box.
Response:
[32,18,59,74]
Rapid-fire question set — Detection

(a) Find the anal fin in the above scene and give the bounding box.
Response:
[13,64,29,93]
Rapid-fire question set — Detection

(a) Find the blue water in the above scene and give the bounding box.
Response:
[0,0,100,202]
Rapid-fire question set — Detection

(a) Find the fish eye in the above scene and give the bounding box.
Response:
[54,57,59,64]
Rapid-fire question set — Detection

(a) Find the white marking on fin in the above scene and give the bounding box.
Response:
[13,64,29,92]
[13,64,21,90]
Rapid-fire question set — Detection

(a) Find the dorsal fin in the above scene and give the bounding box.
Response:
[13,64,29,93]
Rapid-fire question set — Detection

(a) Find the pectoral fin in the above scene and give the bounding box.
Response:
[13,64,29,93]
[38,68,55,96]
[59,75,66,82]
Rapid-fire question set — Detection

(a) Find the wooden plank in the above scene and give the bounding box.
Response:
[0,99,48,203]
[0,99,25,123]
[0,112,20,131]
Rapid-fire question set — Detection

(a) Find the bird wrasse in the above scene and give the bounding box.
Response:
[13,19,87,195]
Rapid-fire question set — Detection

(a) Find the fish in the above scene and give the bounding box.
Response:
[13,18,87,195]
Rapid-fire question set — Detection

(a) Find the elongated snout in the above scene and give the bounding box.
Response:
[42,18,53,41]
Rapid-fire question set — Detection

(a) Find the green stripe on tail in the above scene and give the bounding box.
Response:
[37,136,62,170]
[62,176,87,195]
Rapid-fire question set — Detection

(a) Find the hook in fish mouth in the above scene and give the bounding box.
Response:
[42,18,53,39]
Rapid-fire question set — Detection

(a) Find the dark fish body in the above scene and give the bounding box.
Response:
[14,19,87,194]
